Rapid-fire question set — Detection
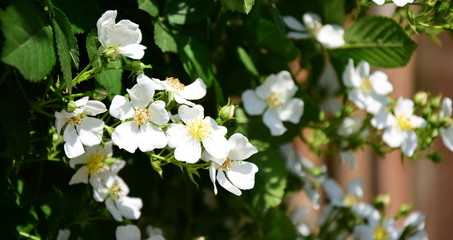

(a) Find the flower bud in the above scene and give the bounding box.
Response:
[414,91,428,106]
[430,95,442,109]
[217,100,236,124]
[66,100,78,113]
[91,89,109,101]
[374,194,390,210]
[125,61,152,75]
[394,203,412,220]
[103,47,120,61]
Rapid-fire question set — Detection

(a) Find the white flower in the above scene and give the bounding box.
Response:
[166,104,229,163]
[55,97,107,158]
[372,0,414,7]
[68,141,113,185]
[439,97,453,151]
[90,161,143,222]
[283,12,345,49]
[110,76,169,153]
[202,133,258,196]
[372,98,426,157]
[324,178,363,207]
[146,225,166,240]
[242,71,304,136]
[354,219,401,240]
[403,212,428,240]
[97,10,146,59]
[151,76,207,106]
[343,59,393,114]
[56,229,70,240]
[339,151,357,170]
[116,225,141,240]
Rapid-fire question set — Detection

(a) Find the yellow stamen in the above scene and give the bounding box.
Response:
[397,114,414,131]
[220,157,232,171]
[68,115,84,126]
[166,77,185,92]
[267,92,284,109]
[374,225,388,240]
[134,107,150,125]
[186,117,212,141]
[342,193,358,207]
[360,77,373,93]
[85,152,107,176]
[109,182,123,200]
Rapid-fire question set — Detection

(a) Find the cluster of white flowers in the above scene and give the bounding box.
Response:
[283,12,345,49]
[372,0,414,7]
[54,10,260,234]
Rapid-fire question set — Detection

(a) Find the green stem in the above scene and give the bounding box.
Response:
[19,232,41,240]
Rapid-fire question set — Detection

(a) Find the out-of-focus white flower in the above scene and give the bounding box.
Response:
[290,206,311,237]
[90,161,143,222]
[69,142,113,185]
[343,59,393,114]
[116,225,141,240]
[166,105,229,163]
[146,225,166,240]
[372,98,426,157]
[151,76,206,106]
[283,12,345,49]
[56,229,71,240]
[439,97,453,151]
[97,10,146,59]
[354,219,401,240]
[110,75,169,153]
[372,0,414,7]
[339,151,357,170]
[403,212,428,240]
[242,71,304,136]
[202,133,258,196]
[55,97,107,158]
[324,178,363,207]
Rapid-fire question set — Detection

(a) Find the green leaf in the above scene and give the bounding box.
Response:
[237,46,259,77]
[1,1,56,82]
[154,21,177,53]
[165,0,214,25]
[317,0,345,25]
[271,2,286,36]
[263,208,297,240]
[221,0,255,14]
[86,30,123,96]
[245,140,287,210]
[138,0,159,17]
[330,16,417,68]
[51,7,79,94]
[178,37,215,87]
[52,0,100,34]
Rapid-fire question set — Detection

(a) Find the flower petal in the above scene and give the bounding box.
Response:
[209,163,219,195]
[226,161,258,190]
[108,19,142,46]
[63,125,85,158]
[382,126,405,148]
[175,137,201,163]
[283,15,306,31]
[116,225,141,240]
[242,90,266,115]
[441,126,453,151]
[96,10,117,47]
[217,170,241,196]
[347,178,364,199]
[286,31,311,40]
[112,121,139,153]
[394,97,414,116]
[106,198,123,222]
[137,123,168,152]
[166,124,188,148]
[263,109,287,136]
[323,178,344,206]
[277,98,304,124]
[69,167,89,185]
[77,117,104,146]
[127,79,155,108]
[118,44,146,60]
[316,24,345,49]
[110,95,134,120]
[179,78,207,100]
[401,130,417,157]
[84,100,107,116]
[303,12,322,31]
[178,104,204,123]
[342,59,362,88]
[148,100,169,125]
[441,97,452,118]
[370,71,392,95]
[116,196,143,220]
[203,135,229,160]
[227,133,258,161]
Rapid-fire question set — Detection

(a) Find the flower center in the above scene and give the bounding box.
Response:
[186,117,212,141]
[166,77,185,92]
[397,114,414,131]
[267,92,285,109]
[342,193,358,207]
[360,77,373,93]
[85,152,107,176]
[374,225,388,240]
[220,157,232,171]
[68,115,84,126]
[108,182,123,200]
[134,107,150,125]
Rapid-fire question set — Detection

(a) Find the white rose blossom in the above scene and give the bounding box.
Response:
[90,160,143,222]
[439,97,453,151]
[97,10,146,59]
[116,225,165,240]
[242,71,304,136]
[110,75,169,153]
[202,133,259,196]
[372,0,414,7]
[152,76,207,106]
[371,97,426,157]
[343,59,393,114]
[283,12,345,49]
[323,178,364,207]
[166,104,229,163]
[55,97,107,158]
[68,141,113,185]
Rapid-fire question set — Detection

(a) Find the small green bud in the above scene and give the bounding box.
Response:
[394,203,412,220]
[430,95,442,109]
[441,117,453,128]
[427,151,443,164]
[414,92,428,106]
[125,61,152,75]
[92,89,109,101]
[218,99,236,123]
[66,100,78,113]
[374,194,390,210]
